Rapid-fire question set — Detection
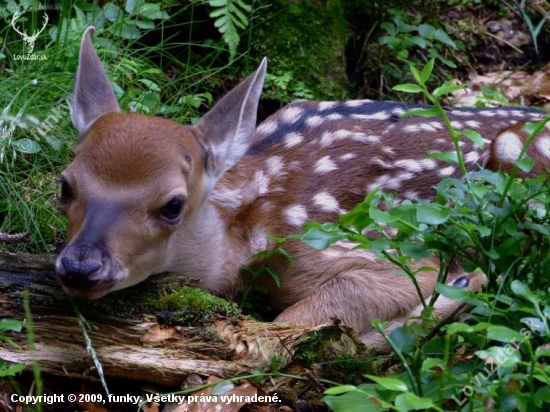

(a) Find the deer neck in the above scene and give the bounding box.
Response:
[165,166,266,297]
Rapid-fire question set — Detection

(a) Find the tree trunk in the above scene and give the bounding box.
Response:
[0,252,362,387]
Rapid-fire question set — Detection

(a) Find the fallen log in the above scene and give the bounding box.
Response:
[0,252,363,387]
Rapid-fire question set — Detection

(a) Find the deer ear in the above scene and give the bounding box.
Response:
[191,58,267,185]
[72,27,121,137]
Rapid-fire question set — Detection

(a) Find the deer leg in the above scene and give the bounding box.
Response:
[275,261,485,350]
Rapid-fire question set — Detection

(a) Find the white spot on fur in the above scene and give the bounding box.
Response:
[319,101,338,110]
[279,106,304,124]
[305,116,324,127]
[494,131,523,162]
[394,159,423,172]
[428,121,444,130]
[327,113,344,120]
[265,156,284,175]
[403,124,421,133]
[367,174,391,192]
[479,110,496,117]
[392,107,405,116]
[284,132,304,148]
[496,109,508,117]
[313,192,343,213]
[319,131,336,147]
[250,227,268,252]
[351,133,381,144]
[351,112,390,120]
[334,129,352,139]
[465,151,481,163]
[450,121,464,130]
[465,120,481,129]
[396,172,414,181]
[285,205,309,227]
[404,191,419,199]
[253,170,270,195]
[419,123,438,132]
[450,110,475,117]
[536,136,550,159]
[373,158,393,168]
[439,166,456,176]
[383,124,397,134]
[419,159,437,170]
[346,100,369,107]
[256,120,278,135]
[382,146,395,155]
[340,153,357,161]
[314,156,338,173]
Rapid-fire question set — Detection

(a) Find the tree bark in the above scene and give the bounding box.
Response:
[0,252,362,387]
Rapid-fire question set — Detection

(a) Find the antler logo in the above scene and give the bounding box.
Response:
[11,10,49,54]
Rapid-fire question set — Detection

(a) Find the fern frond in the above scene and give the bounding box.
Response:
[208,0,252,61]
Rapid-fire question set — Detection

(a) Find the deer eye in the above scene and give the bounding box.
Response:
[57,178,74,206]
[160,198,185,223]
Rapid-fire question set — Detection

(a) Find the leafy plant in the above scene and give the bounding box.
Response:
[305,60,550,411]
[379,11,458,68]
[0,318,24,378]
[207,0,252,61]
[238,236,291,318]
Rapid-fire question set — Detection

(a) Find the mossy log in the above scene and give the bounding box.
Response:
[0,252,363,386]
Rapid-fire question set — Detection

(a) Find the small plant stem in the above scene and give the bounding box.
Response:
[377,323,420,396]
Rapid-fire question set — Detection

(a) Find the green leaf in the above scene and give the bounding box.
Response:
[0,319,22,332]
[420,59,435,84]
[433,29,457,48]
[417,24,435,38]
[103,2,123,21]
[486,325,524,343]
[389,327,416,353]
[380,22,396,35]
[416,204,450,224]
[421,357,445,372]
[427,151,458,164]
[432,83,467,98]
[436,283,469,300]
[516,156,534,173]
[324,385,357,395]
[460,129,485,147]
[476,346,521,368]
[365,375,408,392]
[125,0,144,14]
[211,379,234,395]
[511,280,539,305]
[399,108,440,118]
[322,391,383,412]
[0,363,24,377]
[392,84,423,93]
[395,392,435,411]
[445,322,474,335]
[301,228,344,250]
[138,79,161,92]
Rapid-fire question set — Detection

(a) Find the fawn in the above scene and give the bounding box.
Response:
[55,27,549,348]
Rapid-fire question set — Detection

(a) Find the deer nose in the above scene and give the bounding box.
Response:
[61,257,101,277]
[55,242,106,288]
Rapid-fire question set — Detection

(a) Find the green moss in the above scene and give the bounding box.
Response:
[86,284,240,325]
[152,287,241,326]
[250,0,349,102]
